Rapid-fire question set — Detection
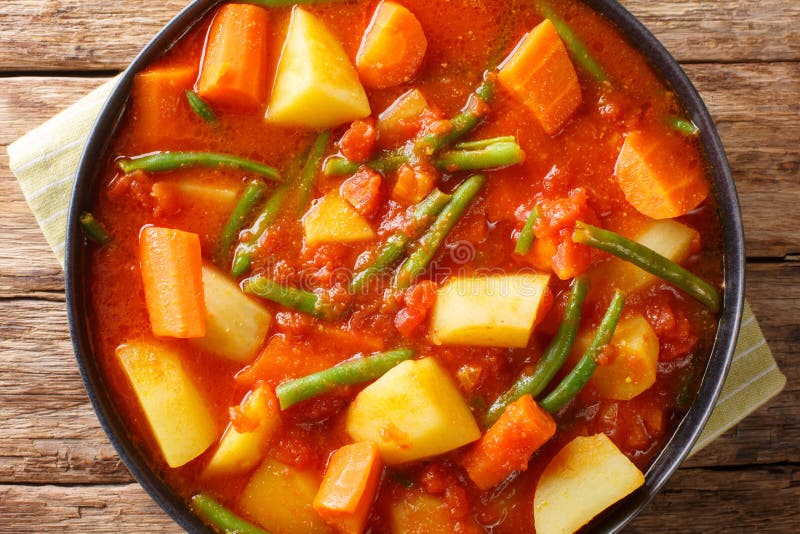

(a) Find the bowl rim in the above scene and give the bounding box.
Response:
[65,1,745,532]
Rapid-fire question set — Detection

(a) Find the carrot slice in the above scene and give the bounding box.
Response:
[197,3,270,110]
[356,1,427,89]
[129,65,198,151]
[314,441,383,534]
[139,227,206,338]
[460,395,556,490]
[615,129,710,219]
[498,19,582,135]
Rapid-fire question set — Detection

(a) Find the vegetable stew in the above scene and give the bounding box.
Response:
[82,1,723,532]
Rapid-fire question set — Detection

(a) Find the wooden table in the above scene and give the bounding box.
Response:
[0,1,797,531]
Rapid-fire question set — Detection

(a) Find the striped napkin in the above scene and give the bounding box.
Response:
[7,78,786,455]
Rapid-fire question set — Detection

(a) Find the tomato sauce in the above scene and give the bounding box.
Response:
[85,0,722,532]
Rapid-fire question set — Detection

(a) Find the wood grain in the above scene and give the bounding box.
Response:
[1,1,798,72]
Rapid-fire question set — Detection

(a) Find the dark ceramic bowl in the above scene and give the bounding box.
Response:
[65,1,746,532]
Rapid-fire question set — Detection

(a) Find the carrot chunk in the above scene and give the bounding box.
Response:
[197,3,270,110]
[129,65,198,151]
[460,395,556,490]
[356,1,427,89]
[139,227,206,338]
[615,129,710,219]
[314,441,383,534]
[498,19,582,135]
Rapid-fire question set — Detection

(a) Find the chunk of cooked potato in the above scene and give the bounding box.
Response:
[429,274,551,348]
[266,8,370,128]
[534,433,644,534]
[116,341,217,468]
[591,314,659,400]
[303,192,376,246]
[190,266,272,363]
[240,457,332,534]
[345,358,480,464]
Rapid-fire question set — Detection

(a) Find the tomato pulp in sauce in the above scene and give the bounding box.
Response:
[85,0,722,532]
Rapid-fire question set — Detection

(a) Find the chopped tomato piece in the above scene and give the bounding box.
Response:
[395,280,438,337]
[339,118,378,163]
[341,167,383,218]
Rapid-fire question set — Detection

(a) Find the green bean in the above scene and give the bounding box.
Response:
[539,1,609,83]
[192,493,267,534]
[276,349,415,409]
[394,175,485,290]
[216,180,267,266]
[417,76,496,155]
[667,115,700,136]
[350,234,410,293]
[540,290,626,413]
[230,184,290,277]
[484,276,589,425]
[514,206,540,255]
[117,152,281,181]
[453,136,516,151]
[324,77,497,177]
[436,141,524,173]
[573,221,721,312]
[79,211,111,244]
[323,148,407,178]
[244,275,330,319]
[349,189,452,293]
[185,90,216,123]
[296,131,331,214]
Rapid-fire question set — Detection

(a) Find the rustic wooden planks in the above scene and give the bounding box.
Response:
[1,1,798,71]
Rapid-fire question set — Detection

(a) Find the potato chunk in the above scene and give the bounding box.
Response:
[303,192,376,246]
[591,315,659,400]
[240,457,332,534]
[346,358,480,464]
[266,8,370,128]
[534,434,644,534]
[116,341,216,468]
[202,384,280,479]
[429,274,551,348]
[590,219,699,294]
[390,491,453,533]
[190,266,272,363]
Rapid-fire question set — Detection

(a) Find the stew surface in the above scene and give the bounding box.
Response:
[84,0,723,532]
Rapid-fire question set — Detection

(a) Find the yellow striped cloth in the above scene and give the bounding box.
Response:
[7,78,785,455]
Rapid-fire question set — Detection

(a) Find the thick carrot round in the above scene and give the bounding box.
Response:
[615,129,710,219]
[139,227,206,338]
[356,1,427,89]
[314,441,383,534]
[198,3,270,110]
[461,395,556,490]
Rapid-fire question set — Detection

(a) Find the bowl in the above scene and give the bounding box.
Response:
[65,1,746,531]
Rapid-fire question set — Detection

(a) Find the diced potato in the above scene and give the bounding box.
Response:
[153,179,239,208]
[390,491,453,533]
[116,341,217,468]
[429,274,551,348]
[266,8,370,128]
[202,385,280,479]
[377,88,430,142]
[303,193,377,246]
[190,266,272,363]
[592,315,659,400]
[240,457,332,534]
[534,433,644,534]
[346,358,480,464]
[590,219,699,294]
